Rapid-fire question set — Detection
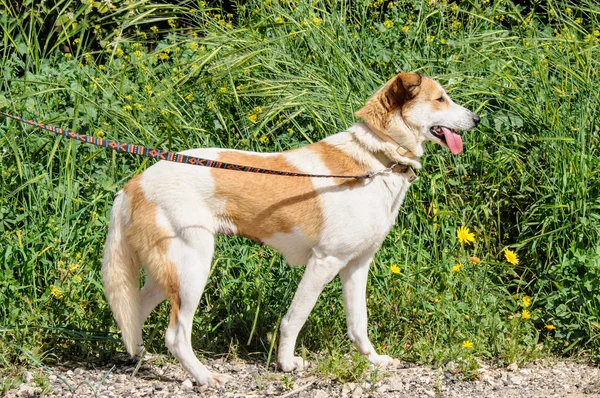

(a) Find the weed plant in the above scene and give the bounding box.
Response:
[1,0,599,381]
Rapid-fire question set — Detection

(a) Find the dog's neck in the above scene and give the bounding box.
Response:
[348,123,422,170]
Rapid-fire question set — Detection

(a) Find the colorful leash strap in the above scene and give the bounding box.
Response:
[1,111,377,179]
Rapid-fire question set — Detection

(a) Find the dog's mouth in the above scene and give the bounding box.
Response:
[430,126,463,155]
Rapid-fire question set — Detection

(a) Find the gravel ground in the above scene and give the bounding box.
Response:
[5,356,600,397]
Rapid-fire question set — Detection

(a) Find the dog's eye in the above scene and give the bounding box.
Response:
[437,97,445,102]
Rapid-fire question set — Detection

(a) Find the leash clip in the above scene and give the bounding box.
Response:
[368,164,396,178]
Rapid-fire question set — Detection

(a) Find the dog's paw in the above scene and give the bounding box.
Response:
[278,356,309,372]
[367,353,400,368]
[210,372,232,387]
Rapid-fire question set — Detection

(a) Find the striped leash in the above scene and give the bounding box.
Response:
[0,111,412,179]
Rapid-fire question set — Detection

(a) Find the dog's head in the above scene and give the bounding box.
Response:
[355,72,480,156]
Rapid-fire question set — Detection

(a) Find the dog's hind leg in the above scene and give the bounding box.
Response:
[339,254,398,368]
[163,229,231,387]
[140,277,167,327]
[278,254,345,371]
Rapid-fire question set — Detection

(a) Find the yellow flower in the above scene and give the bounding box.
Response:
[287,128,294,135]
[207,101,215,108]
[50,285,62,299]
[521,309,531,320]
[462,340,473,349]
[63,52,72,58]
[545,324,556,330]
[452,263,462,273]
[522,296,531,308]
[401,25,410,33]
[565,7,572,14]
[218,87,228,94]
[115,47,124,57]
[383,20,393,29]
[247,113,258,123]
[594,30,600,37]
[390,264,400,274]
[69,262,78,273]
[73,275,82,283]
[456,226,475,245]
[150,25,159,33]
[468,256,481,265]
[312,16,323,25]
[122,105,132,112]
[133,50,142,57]
[99,64,105,71]
[168,18,177,29]
[254,106,263,114]
[275,17,284,24]
[427,35,435,42]
[190,42,198,51]
[504,248,519,265]
[95,130,105,138]
[258,134,269,144]
[575,17,582,24]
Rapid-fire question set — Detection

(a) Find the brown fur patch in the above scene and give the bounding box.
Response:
[355,72,422,131]
[213,151,323,243]
[310,142,367,188]
[123,176,181,326]
[409,77,449,112]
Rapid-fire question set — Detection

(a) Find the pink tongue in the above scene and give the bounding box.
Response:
[441,127,463,155]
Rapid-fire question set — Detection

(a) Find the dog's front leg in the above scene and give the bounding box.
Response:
[340,254,399,368]
[278,254,345,371]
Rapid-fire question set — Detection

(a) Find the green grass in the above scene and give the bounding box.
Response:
[1,0,600,384]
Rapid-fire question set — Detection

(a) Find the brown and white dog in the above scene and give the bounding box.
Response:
[102,72,480,387]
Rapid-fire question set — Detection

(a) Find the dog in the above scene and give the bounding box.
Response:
[102,72,480,387]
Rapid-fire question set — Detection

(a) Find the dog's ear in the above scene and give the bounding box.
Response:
[381,72,422,111]
[355,72,422,131]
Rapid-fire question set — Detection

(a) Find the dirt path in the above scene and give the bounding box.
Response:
[5,356,600,397]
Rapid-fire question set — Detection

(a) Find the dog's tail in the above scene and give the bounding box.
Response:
[102,190,142,357]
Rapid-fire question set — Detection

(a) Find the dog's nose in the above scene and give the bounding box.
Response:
[472,114,480,126]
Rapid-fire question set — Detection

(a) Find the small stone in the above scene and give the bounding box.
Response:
[482,375,495,386]
[508,375,524,385]
[376,384,389,393]
[341,382,356,395]
[311,390,329,398]
[65,370,74,377]
[182,379,194,389]
[424,390,436,397]
[507,363,519,372]
[48,375,57,382]
[387,376,405,392]
[351,385,363,398]
[22,372,33,384]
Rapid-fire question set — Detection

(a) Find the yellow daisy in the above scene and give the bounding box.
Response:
[521,310,531,320]
[504,248,519,265]
[456,226,475,245]
[462,340,473,349]
[389,264,400,274]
